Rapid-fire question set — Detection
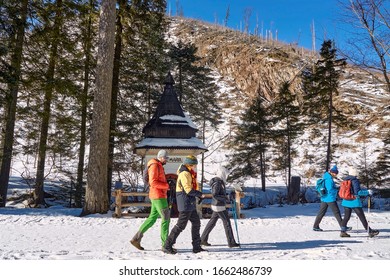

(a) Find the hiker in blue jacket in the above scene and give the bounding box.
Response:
[340,167,379,238]
[313,165,345,231]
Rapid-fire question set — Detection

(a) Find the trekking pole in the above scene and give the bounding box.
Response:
[367,195,371,237]
[231,198,241,246]
[356,216,359,232]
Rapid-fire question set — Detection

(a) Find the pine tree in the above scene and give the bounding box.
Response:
[187,64,222,188]
[0,0,29,207]
[168,40,222,187]
[168,40,196,103]
[5,0,92,207]
[301,40,346,171]
[168,40,221,129]
[110,0,168,186]
[228,93,273,192]
[270,81,304,198]
[32,0,65,207]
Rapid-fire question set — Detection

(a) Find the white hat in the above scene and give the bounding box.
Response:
[215,166,230,183]
[348,167,359,177]
[157,150,169,159]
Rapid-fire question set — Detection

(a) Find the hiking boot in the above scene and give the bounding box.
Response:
[341,226,353,232]
[130,239,144,250]
[369,229,379,238]
[201,241,211,246]
[130,231,144,250]
[340,231,350,237]
[193,247,208,253]
[228,242,240,248]
[162,246,177,254]
[162,246,177,255]
[313,227,323,232]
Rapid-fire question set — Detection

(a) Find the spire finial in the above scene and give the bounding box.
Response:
[164,72,175,85]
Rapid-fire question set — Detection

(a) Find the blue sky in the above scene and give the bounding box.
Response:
[167,0,348,50]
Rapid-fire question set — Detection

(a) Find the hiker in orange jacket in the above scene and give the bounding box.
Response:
[130,150,170,250]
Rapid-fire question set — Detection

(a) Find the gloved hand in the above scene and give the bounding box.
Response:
[368,189,373,196]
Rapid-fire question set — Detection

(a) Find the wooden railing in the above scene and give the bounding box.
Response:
[111,189,244,218]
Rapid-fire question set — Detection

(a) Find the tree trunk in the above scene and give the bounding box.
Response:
[287,119,292,202]
[82,0,116,215]
[76,0,95,208]
[33,0,63,207]
[108,0,125,204]
[0,0,29,207]
[326,90,333,171]
[200,117,206,190]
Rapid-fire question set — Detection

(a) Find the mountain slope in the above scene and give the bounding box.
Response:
[168,17,389,186]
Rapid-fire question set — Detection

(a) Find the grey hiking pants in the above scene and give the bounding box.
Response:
[201,209,236,246]
[313,201,343,229]
[341,207,369,231]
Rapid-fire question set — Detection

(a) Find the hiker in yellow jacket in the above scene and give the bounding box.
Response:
[163,155,206,254]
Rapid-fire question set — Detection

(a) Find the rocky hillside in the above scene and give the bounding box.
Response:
[167,17,390,186]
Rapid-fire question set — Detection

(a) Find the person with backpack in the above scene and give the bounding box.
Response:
[130,150,170,250]
[200,166,240,248]
[339,167,379,238]
[313,165,346,231]
[163,155,206,254]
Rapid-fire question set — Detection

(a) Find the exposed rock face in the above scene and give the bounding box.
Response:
[169,17,314,101]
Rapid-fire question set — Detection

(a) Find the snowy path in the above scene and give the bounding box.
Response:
[1,203,389,260]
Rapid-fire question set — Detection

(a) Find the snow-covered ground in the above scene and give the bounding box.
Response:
[1,203,389,261]
[1,178,389,279]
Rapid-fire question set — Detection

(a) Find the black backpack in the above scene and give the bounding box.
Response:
[143,162,157,190]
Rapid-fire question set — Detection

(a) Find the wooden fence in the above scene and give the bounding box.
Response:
[112,189,244,219]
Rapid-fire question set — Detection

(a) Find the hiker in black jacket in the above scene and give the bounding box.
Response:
[200,166,239,248]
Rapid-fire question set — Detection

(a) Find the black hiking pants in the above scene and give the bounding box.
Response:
[313,201,343,229]
[164,210,201,249]
[201,209,236,246]
[341,207,370,230]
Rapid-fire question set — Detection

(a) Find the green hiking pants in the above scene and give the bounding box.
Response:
[139,198,170,246]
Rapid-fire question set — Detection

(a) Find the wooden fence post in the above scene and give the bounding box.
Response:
[235,190,241,219]
[115,189,122,218]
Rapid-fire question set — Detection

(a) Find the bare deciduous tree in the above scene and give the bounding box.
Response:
[339,0,390,93]
[224,4,230,27]
[243,7,252,34]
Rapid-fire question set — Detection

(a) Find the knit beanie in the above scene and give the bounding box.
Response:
[329,165,339,174]
[183,155,198,165]
[157,149,169,159]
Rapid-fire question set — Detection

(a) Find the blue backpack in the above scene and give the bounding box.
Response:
[316,178,327,197]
